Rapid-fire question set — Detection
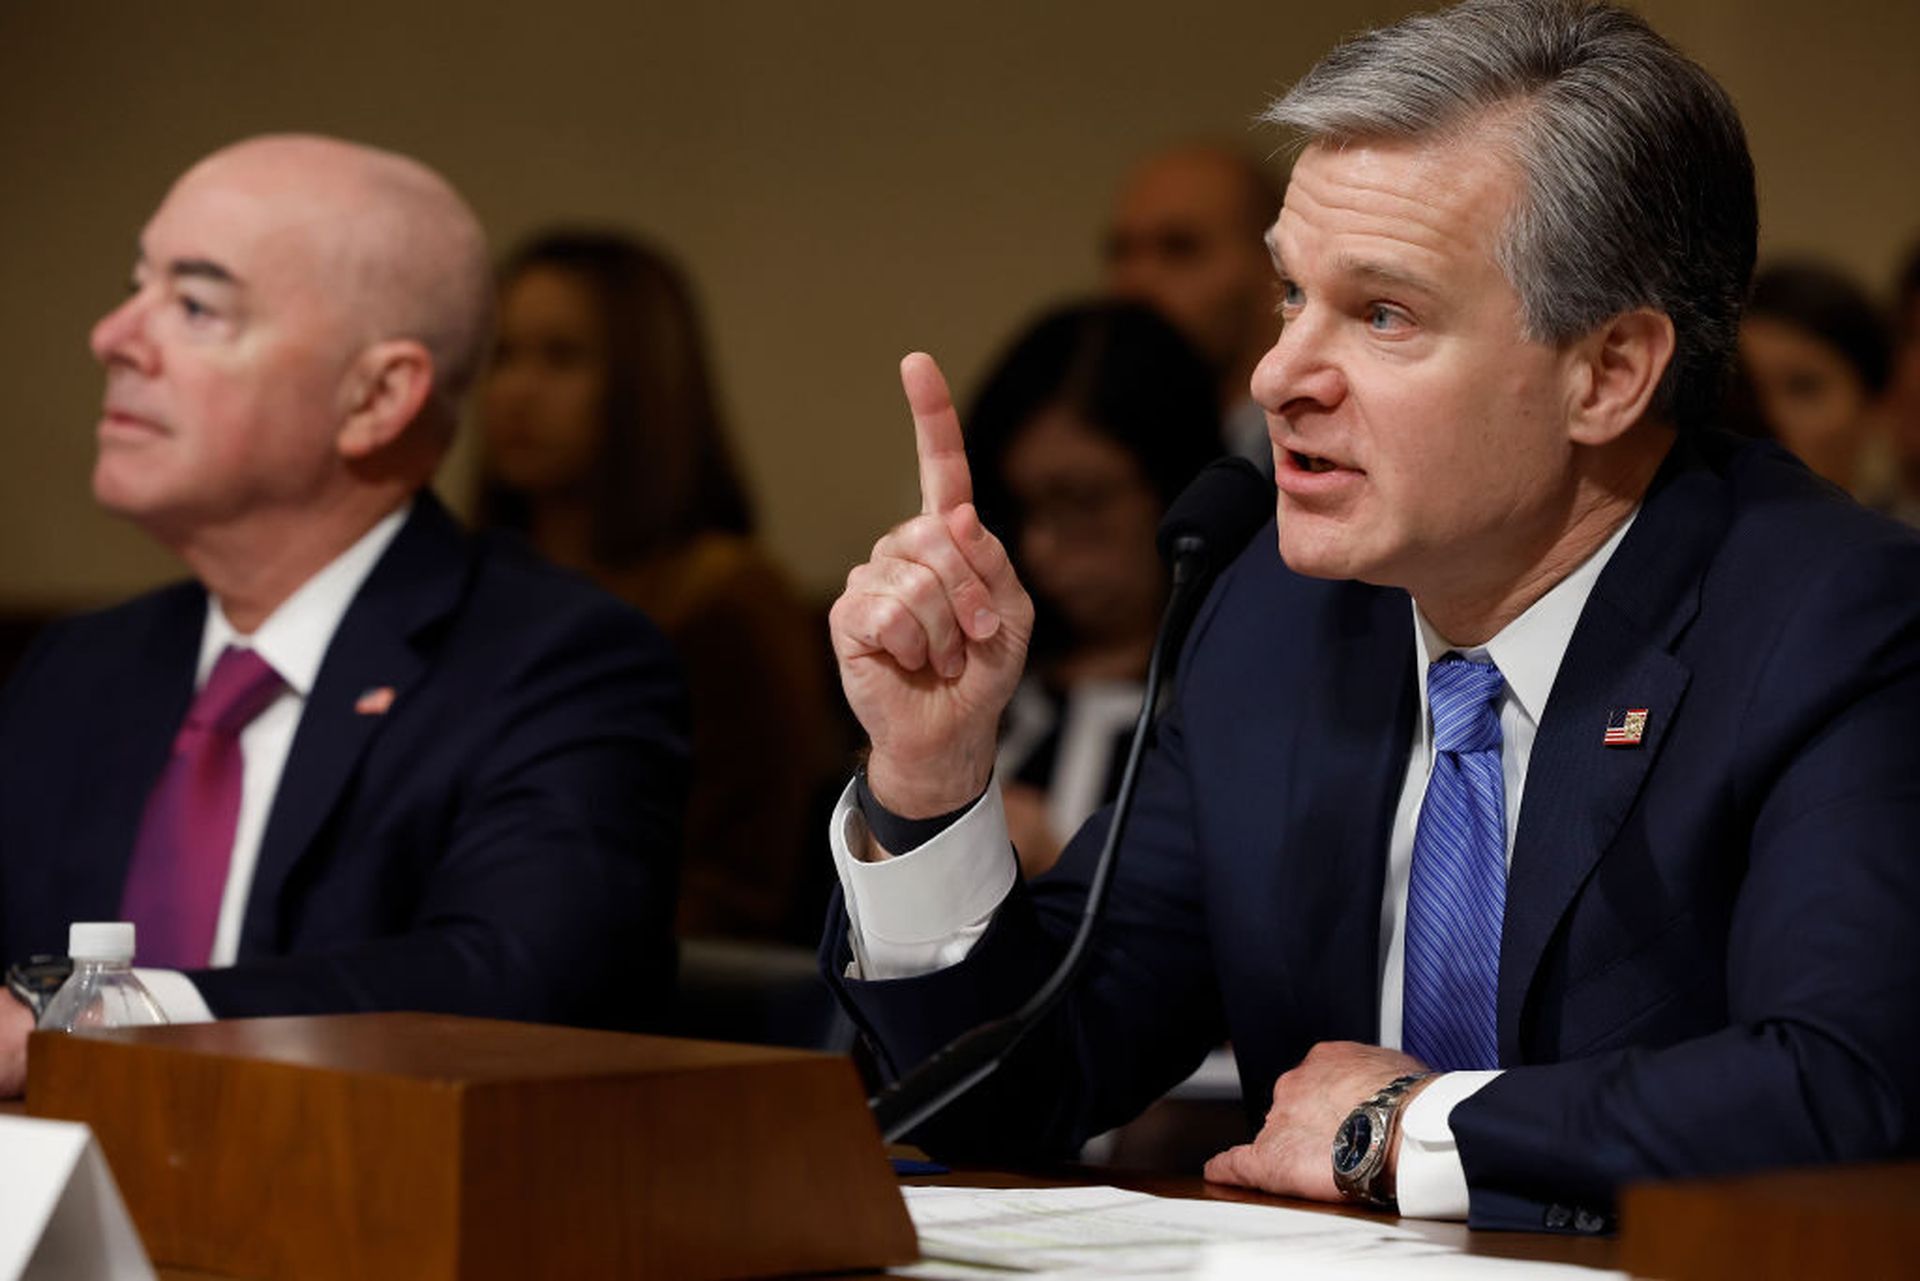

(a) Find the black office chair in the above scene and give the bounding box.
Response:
[668,936,856,1052]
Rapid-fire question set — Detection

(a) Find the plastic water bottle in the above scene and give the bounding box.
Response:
[38,922,169,1032]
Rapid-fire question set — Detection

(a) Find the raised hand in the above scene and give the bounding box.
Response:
[829,353,1034,824]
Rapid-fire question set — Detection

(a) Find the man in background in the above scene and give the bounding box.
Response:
[1104,143,1283,464]
[0,135,686,1096]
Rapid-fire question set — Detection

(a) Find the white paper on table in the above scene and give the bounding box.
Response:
[0,1116,155,1281]
[898,1185,1416,1276]
[1200,1239,1631,1281]
[893,1185,1627,1281]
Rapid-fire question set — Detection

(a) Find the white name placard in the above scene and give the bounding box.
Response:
[0,1115,153,1281]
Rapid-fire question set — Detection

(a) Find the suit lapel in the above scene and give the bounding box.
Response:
[1276,581,1417,1042]
[1498,438,1727,1062]
[64,587,204,920]
[237,496,471,957]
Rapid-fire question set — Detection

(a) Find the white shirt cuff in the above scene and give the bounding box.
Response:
[1394,1069,1502,1220]
[132,969,215,1025]
[829,774,1018,981]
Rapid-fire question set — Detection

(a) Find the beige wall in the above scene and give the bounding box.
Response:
[0,0,1914,608]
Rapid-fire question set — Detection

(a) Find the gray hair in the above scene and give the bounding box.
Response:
[1262,0,1756,429]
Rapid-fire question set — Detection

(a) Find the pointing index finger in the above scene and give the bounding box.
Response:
[902,352,972,516]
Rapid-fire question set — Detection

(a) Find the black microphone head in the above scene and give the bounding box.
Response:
[1156,457,1276,571]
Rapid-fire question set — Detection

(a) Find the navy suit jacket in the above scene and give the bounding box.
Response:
[0,495,687,1030]
[825,431,1920,1230]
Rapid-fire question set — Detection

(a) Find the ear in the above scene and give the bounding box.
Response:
[1563,308,1676,447]
[336,339,436,460]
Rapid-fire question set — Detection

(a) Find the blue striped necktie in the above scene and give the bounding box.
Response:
[1403,654,1507,1071]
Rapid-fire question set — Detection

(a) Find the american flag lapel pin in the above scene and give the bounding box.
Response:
[354,686,396,716]
[1603,707,1648,747]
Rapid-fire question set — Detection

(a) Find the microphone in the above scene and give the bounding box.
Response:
[868,457,1275,1143]
[1155,455,1281,660]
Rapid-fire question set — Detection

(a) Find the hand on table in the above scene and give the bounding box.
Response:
[1,988,34,1098]
[830,353,1034,828]
[1203,1041,1429,1202]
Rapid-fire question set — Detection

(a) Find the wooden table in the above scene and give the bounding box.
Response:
[3,1098,1617,1277]
[22,1084,1920,1280]
[17,1016,916,1280]
[1619,1162,1920,1280]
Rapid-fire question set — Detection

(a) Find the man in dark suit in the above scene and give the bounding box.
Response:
[0,135,685,1096]
[820,0,1920,1231]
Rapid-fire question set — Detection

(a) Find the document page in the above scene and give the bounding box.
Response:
[894,1185,1626,1280]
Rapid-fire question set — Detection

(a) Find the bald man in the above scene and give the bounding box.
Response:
[1104,144,1284,464]
[0,136,686,1095]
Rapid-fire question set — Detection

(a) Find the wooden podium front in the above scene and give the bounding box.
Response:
[1620,1161,1920,1280]
[26,1013,918,1280]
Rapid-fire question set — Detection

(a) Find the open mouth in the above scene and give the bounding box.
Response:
[1290,450,1342,474]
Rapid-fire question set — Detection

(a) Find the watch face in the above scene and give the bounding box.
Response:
[1333,1110,1375,1176]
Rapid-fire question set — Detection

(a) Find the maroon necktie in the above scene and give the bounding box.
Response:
[119,645,286,969]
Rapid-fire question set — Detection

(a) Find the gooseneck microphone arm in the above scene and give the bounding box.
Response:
[868,458,1273,1144]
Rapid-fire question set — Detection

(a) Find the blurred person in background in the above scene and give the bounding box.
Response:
[1104,144,1284,467]
[1883,244,1920,527]
[477,230,838,943]
[964,301,1221,877]
[1738,260,1892,497]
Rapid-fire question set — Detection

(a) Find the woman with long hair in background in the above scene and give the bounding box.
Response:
[478,230,839,944]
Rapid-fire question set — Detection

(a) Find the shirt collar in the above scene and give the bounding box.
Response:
[197,502,412,696]
[1412,509,1638,732]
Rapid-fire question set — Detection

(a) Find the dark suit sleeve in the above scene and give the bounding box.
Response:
[0,621,69,965]
[188,603,688,1032]
[823,651,1228,1160]
[1453,542,1920,1230]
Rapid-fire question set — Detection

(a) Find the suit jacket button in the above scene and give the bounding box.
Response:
[1544,1204,1573,1230]
[1573,1208,1607,1234]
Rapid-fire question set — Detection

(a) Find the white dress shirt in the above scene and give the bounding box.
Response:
[135,504,409,1023]
[830,510,1635,1219]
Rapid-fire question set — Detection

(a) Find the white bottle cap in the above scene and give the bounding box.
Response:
[68,921,136,963]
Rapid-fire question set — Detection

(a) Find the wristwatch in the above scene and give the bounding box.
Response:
[1331,1072,1432,1208]
[5,955,74,1019]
